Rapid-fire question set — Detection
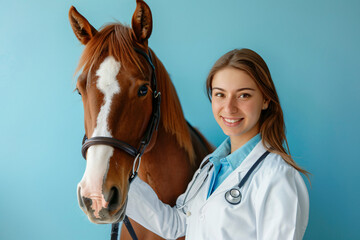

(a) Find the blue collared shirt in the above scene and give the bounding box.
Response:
[207,134,261,198]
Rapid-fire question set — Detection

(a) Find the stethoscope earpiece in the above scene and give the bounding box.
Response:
[225,187,242,205]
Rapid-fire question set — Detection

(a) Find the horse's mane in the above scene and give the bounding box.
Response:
[150,49,196,165]
[76,23,195,165]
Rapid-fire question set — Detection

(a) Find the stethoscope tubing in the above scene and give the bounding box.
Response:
[235,151,270,190]
[178,150,270,210]
[224,151,270,205]
[178,163,213,212]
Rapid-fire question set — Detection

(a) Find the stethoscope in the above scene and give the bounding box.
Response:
[177,151,270,212]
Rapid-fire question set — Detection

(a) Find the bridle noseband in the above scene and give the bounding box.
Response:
[80,47,161,240]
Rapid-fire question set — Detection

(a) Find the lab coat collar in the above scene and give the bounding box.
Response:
[209,138,231,162]
[226,134,261,170]
[208,134,261,171]
[203,140,269,201]
[235,140,269,173]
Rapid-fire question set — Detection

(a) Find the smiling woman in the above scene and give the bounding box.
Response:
[211,67,269,152]
[206,49,309,176]
[126,48,310,240]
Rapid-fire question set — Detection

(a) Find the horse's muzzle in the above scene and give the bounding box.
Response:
[77,185,126,224]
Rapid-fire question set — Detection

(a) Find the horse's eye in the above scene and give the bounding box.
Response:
[76,88,82,96]
[138,85,148,97]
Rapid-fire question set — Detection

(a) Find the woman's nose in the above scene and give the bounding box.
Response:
[224,97,238,113]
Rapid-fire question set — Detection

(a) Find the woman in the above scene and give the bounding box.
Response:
[127,48,309,239]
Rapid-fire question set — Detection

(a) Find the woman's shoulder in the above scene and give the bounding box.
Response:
[253,150,309,202]
[258,151,303,181]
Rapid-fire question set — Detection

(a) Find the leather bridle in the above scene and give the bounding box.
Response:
[80,47,161,240]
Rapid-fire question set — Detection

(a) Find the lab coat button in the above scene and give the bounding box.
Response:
[186,211,191,217]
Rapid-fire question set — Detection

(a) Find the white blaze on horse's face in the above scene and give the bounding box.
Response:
[78,56,121,219]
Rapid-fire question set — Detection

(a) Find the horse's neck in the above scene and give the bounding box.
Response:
[138,124,194,205]
[136,59,213,204]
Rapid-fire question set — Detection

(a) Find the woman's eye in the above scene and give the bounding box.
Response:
[214,92,224,98]
[76,88,81,96]
[138,85,148,97]
[239,93,251,99]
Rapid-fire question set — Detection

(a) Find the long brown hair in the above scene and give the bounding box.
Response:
[206,48,309,177]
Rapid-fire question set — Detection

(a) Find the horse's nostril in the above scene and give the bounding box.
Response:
[78,186,85,208]
[108,187,120,211]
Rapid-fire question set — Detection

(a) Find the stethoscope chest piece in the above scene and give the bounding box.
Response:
[225,187,242,205]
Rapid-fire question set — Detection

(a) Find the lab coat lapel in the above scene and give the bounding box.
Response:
[235,141,268,173]
[205,141,268,199]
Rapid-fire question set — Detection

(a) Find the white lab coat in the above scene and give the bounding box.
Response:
[126,141,309,239]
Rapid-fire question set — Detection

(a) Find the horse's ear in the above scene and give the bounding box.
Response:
[69,6,98,45]
[131,0,153,44]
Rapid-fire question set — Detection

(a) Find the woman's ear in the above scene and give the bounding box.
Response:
[262,99,270,110]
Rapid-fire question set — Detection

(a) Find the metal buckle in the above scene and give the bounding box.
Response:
[154,91,161,98]
[132,153,142,176]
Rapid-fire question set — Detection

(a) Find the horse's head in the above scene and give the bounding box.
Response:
[69,0,157,224]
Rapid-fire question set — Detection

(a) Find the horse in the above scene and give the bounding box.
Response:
[68,0,213,239]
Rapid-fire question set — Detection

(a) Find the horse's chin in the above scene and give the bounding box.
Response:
[88,212,125,224]
[86,198,128,224]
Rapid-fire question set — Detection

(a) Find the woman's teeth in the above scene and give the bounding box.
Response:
[223,118,242,123]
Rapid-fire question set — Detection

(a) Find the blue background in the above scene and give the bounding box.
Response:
[1,0,359,239]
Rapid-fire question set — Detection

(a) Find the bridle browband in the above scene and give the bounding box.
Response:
[80,47,161,240]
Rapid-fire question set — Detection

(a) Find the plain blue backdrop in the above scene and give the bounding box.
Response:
[1,0,359,239]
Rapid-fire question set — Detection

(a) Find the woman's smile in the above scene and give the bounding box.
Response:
[221,116,244,126]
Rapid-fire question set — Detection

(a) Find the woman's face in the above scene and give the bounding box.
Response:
[211,67,269,145]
